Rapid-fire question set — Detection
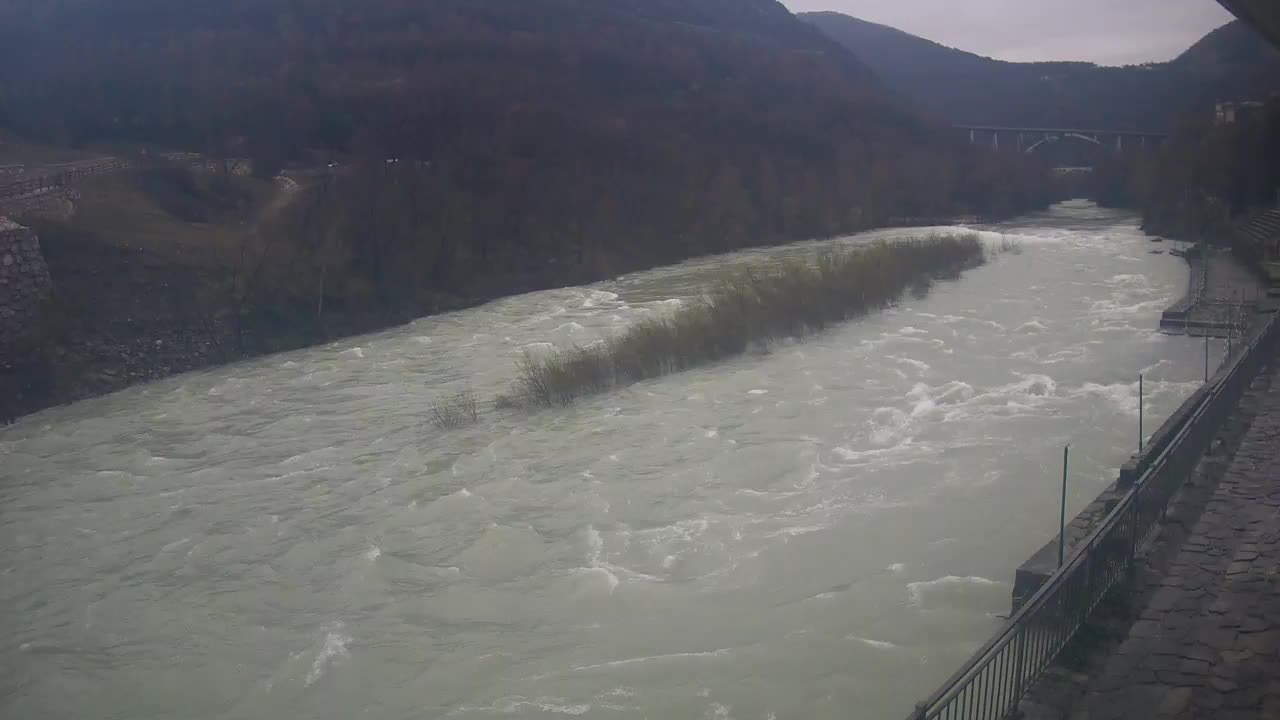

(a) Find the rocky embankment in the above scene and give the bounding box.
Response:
[0,215,572,422]
[0,218,51,348]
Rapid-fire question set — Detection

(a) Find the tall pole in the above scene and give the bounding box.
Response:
[1139,374,1144,454]
[1205,334,1210,383]
[1228,291,1235,357]
[1059,446,1070,569]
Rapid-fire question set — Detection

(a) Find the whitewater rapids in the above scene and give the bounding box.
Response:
[1,202,1212,719]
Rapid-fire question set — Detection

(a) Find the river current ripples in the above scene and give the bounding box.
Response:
[2,201,1211,719]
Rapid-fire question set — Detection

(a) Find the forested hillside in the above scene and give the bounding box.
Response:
[0,0,1050,303]
[1091,100,1280,241]
[802,13,1280,131]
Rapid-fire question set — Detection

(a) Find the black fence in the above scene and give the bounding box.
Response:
[0,158,127,201]
[906,308,1280,720]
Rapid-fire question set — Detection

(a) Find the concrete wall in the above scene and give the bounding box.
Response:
[0,217,52,355]
[1011,302,1279,611]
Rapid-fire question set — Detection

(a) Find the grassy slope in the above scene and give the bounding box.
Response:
[51,171,277,269]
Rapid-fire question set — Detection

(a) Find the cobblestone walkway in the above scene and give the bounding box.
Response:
[1186,249,1266,333]
[1076,367,1280,720]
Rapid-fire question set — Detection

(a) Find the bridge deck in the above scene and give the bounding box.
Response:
[954,126,1170,137]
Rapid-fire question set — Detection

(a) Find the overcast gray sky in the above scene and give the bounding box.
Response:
[781,0,1236,65]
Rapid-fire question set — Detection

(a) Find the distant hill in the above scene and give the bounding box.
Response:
[801,13,1280,131]
[1176,18,1280,69]
[1172,18,1280,106]
[0,0,904,155]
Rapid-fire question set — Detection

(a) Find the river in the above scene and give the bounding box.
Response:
[1,202,1213,719]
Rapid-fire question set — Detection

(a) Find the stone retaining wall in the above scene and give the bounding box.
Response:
[0,217,52,356]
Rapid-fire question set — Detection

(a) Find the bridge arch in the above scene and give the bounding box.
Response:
[1024,132,1103,155]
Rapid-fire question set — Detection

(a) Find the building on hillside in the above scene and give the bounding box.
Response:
[1215,100,1266,125]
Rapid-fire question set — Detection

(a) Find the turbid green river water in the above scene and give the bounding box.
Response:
[2,201,1214,719]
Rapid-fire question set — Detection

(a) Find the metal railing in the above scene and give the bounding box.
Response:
[0,158,127,200]
[907,308,1280,720]
[1179,241,1210,310]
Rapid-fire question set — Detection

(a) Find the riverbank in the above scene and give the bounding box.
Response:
[0,210,1015,423]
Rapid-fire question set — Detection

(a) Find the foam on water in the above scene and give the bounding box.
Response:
[907,576,1005,610]
[569,649,735,672]
[833,440,931,467]
[866,407,912,446]
[580,290,620,309]
[892,356,932,374]
[1015,320,1047,334]
[578,524,664,592]
[451,697,592,716]
[764,525,827,539]
[571,566,620,594]
[1074,382,1140,416]
[305,623,352,686]
[707,702,734,719]
[849,637,898,650]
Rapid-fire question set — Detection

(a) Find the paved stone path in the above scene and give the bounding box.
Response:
[1159,248,1264,337]
[1074,364,1280,720]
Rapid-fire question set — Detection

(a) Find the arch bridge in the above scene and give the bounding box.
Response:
[955,125,1170,154]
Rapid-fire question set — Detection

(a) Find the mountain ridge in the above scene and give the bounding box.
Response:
[800,12,1280,131]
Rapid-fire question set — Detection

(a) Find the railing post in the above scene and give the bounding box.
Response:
[1059,446,1070,569]
[1084,538,1097,618]
[1010,627,1029,716]
[1128,500,1140,580]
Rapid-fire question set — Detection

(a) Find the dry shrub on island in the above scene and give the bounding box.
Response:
[502,233,986,408]
[430,389,480,429]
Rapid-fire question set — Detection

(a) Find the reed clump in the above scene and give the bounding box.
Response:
[508,233,985,407]
[430,388,480,429]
